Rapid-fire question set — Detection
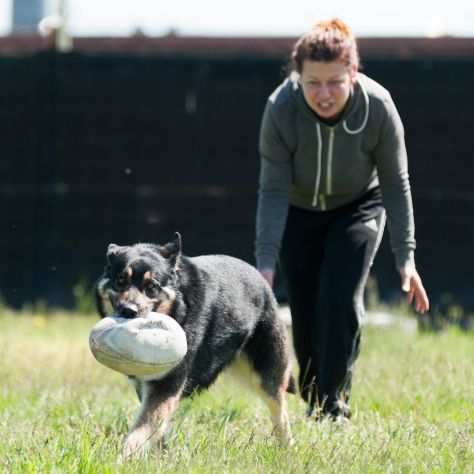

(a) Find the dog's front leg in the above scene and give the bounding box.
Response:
[122,378,184,460]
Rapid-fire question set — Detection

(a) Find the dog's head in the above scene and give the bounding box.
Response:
[96,233,182,319]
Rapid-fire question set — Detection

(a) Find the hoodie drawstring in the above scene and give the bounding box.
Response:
[343,81,369,135]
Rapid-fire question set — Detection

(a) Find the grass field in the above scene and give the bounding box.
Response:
[0,310,473,473]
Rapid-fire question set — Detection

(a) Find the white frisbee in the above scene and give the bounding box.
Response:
[89,312,187,378]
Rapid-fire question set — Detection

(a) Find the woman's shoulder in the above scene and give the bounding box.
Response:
[357,73,393,102]
[267,74,300,112]
[356,73,404,132]
[357,73,398,120]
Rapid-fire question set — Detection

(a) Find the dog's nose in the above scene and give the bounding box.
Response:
[118,303,138,319]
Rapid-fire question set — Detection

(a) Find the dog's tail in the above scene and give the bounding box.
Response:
[286,374,297,394]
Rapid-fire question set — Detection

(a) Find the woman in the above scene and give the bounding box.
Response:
[255,18,429,420]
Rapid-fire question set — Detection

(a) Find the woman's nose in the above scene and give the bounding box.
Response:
[317,85,331,99]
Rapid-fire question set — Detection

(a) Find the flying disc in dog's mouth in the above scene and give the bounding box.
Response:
[89,312,187,379]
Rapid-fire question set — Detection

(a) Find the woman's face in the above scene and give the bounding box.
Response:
[299,59,357,120]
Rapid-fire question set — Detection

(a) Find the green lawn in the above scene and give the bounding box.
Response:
[0,311,473,473]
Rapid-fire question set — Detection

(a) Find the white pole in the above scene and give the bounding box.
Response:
[56,0,72,52]
[37,0,72,52]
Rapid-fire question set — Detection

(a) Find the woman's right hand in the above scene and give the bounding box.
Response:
[399,266,430,313]
[260,269,275,287]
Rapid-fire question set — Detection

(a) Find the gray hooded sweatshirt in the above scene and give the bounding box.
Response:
[255,72,416,272]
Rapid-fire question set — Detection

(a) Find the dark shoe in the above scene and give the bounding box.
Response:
[307,400,351,422]
[326,400,351,421]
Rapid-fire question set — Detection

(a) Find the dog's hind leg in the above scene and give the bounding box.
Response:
[230,314,294,445]
[258,349,293,446]
[121,379,184,460]
[261,382,292,445]
[228,352,293,445]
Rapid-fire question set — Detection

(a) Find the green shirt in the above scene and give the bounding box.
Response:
[256,72,416,272]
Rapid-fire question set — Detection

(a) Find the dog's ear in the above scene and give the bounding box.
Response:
[94,277,109,318]
[159,232,182,270]
[106,243,123,263]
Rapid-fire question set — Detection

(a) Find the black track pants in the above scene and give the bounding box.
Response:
[280,191,386,414]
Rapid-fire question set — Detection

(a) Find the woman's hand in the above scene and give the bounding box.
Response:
[400,266,429,313]
[260,269,275,288]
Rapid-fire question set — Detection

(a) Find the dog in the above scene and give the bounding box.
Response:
[95,233,294,458]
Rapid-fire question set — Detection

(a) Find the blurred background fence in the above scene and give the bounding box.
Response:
[0,38,473,310]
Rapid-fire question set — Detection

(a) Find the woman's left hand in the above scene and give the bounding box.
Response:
[400,267,430,313]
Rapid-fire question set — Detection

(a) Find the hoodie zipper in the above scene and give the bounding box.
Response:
[312,123,322,207]
[312,125,335,210]
[326,128,335,195]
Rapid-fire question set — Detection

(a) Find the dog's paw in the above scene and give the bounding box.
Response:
[121,427,153,460]
[278,431,295,448]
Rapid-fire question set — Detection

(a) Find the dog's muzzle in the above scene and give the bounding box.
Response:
[118,302,139,319]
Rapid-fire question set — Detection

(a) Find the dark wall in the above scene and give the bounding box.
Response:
[1,52,472,309]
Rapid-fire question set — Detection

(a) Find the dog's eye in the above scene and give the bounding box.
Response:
[144,282,160,298]
[115,275,128,290]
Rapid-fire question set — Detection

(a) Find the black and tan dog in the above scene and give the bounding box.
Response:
[95,233,294,458]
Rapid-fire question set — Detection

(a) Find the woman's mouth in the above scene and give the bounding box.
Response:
[317,101,334,110]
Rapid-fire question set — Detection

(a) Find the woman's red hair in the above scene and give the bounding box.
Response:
[291,18,359,72]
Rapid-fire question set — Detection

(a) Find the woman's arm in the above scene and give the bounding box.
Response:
[255,101,293,278]
[373,95,429,313]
